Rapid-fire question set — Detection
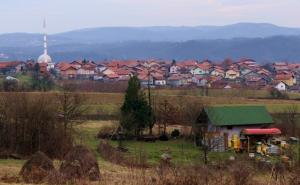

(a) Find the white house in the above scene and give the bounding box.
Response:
[210,69,225,77]
[275,82,287,91]
[96,65,107,73]
[154,79,166,86]
[190,67,209,75]
[169,65,180,74]
[225,69,240,80]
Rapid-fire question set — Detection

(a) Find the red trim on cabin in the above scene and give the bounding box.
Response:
[242,128,281,135]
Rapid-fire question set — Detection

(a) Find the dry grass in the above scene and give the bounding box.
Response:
[1,91,300,116]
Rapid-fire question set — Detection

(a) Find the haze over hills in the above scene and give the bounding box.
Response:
[1,23,300,62]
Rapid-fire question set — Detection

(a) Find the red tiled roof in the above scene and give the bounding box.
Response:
[197,64,211,70]
[152,73,164,80]
[275,74,293,81]
[81,65,95,70]
[180,60,198,67]
[106,73,119,79]
[274,62,288,66]
[59,63,79,71]
[168,74,183,81]
[117,69,131,75]
[0,61,23,68]
[107,60,139,68]
[138,74,149,81]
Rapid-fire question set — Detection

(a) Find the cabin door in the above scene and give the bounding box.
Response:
[224,133,228,149]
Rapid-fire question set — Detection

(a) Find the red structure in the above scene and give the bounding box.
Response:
[242,128,281,135]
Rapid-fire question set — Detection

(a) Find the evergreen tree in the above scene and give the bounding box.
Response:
[120,76,153,136]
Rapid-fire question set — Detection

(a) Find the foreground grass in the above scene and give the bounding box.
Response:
[75,120,233,165]
[109,139,233,165]
[0,120,292,185]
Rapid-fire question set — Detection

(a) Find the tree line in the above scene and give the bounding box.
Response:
[0,91,85,158]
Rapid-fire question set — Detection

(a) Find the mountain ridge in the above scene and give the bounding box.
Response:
[1,23,300,62]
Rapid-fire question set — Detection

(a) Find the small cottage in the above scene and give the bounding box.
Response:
[199,105,274,150]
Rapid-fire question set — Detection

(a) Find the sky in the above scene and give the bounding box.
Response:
[1,0,300,34]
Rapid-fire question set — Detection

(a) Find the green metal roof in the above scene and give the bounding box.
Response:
[204,105,273,126]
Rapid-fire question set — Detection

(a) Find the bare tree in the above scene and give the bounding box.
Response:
[284,105,298,137]
[193,106,222,165]
[180,99,206,139]
[0,93,73,158]
[276,104,300,167]
[155,100,179,135]
[57,91,87,135]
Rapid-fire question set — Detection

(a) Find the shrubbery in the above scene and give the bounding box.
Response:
[159,134,169,141]
[171,129,180,138]
[0,92,84,158]
[269,87,289,99]
[97,125,118,139]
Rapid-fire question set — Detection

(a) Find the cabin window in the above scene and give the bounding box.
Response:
[227,126,233,130]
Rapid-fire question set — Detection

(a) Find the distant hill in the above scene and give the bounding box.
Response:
[54,23,300,43]
[1,23,300,62]
[1,36,300,62]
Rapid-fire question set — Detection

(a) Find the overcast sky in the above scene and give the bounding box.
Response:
[1,0,300,34]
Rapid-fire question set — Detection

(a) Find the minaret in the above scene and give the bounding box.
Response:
[43,18,48,56]
[37,17,53,67]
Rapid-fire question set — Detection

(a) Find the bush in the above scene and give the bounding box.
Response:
[3,79,18,91]
[60,145,100,181]
[289,169,300,185]
[229,160,254,185]
[20,152,55,184]
[159,134,169,141]
[171,129,180,138]
[0,93,75,158]
[97,125,118,139]
[269,88,289,99]
[98,140,147,168]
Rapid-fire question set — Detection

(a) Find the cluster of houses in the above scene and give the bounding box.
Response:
[1,58,300,91]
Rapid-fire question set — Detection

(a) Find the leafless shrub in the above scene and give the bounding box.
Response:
[97,125,118,139]
[60,80,128,93]
[153,165,232,185]
[229,160,254,185]
[288,168,300,185]
[0,174,20,184]
[0,92,85,158]
[98,140,148,168]
[60,145,100,181]
[20,151,55,184]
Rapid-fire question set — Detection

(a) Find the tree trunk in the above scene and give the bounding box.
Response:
[163,122,167,135]
[149,125,153,135]
[298,132,300,167]
[204,148,208,165]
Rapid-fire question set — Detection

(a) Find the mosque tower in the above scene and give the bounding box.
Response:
[37,18,54,69]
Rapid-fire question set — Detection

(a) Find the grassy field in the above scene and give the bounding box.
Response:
[0,90,299,116]
[74,120,216,165]
[0,121,130,184]
[0,120,218,184]
[82,92,300,115]
[0,89,299,184]
[108,140,233,165]
[0,120,297,185]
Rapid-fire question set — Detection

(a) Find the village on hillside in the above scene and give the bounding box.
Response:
[0,58,299,92]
